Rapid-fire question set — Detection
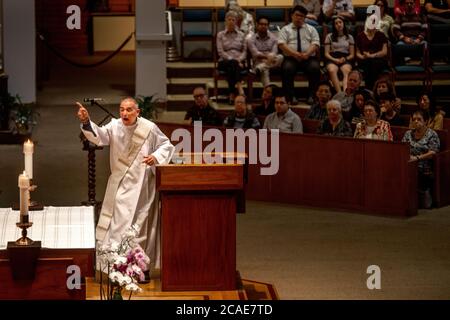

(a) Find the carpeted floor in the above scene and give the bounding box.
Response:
[1,54,450,299]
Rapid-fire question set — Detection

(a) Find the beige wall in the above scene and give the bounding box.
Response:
[93,16,135,52]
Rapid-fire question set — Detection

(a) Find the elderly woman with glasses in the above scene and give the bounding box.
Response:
[353,100,393,141]
[402,109,440,208]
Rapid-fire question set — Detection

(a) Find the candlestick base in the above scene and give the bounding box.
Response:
[15,221,34,246]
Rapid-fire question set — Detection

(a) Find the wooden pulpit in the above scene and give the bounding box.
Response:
[156,155,244,291]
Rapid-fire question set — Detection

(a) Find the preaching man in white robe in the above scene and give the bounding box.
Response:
[76,97,175,271]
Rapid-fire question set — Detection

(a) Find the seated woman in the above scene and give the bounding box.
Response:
[356,20,389,90]
[379,92,403,126]
[409,92,445,130]
[253,84,277,116]
[293,0,322,25]
[223,95,261,129]
[402,109,440,208]
[373,77,401,113]
[374,0,395,38]
[216,10,247,104]
[324,16,355,93]
[347,88,372,124]
[354,100,393,140]
[317,100,353,136]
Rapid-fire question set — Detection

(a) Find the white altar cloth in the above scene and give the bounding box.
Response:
[0,206,95,250]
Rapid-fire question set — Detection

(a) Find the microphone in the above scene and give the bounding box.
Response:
[83,98,104,102]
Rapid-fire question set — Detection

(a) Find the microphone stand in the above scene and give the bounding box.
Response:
[80,99,117,224]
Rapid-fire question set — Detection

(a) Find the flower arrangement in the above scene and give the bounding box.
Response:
[97,224,150,300]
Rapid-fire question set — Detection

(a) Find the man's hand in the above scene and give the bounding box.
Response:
[143,155,158,166]
[76,102,90,124]
[403,36,413,44]
[295,51,307,61]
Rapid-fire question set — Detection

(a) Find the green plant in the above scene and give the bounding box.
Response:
[0,93,17,130]
[10,95,39,135]
[135,94,165,120]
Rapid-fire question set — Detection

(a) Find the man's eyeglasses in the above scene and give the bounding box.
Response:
[193,94,206,99]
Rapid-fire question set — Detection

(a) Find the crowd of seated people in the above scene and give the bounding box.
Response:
[184,0,449,208]
[212,0,450,107]
[184,78,446,208]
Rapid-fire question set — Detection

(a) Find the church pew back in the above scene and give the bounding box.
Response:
[157,122,420,217]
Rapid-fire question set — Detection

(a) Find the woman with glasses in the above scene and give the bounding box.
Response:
[353,100,393,141]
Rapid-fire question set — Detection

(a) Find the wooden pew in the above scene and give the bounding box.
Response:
[434,150,450,207]
[157,122,419,217]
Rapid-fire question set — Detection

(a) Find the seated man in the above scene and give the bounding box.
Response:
[247,16,283,87]
[223,95,261,129]
[393,0,428,46]
[293,0,322,26]
[322,0,355,21]
[263,90,303,133]
[332,70,370,113]
[184,86,222,126]
[424,0,450,23]
[305,81,333,121]
[317,100,353,136]
[278,5,321,104]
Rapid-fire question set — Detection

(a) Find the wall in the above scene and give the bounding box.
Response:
[35,0,135,54]
[135,0,167,97]
[4,0,36,102]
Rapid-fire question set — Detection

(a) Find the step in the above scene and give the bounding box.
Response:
[167,62,213,78]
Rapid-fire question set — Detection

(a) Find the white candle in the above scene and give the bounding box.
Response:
[18,171,30,216]
[23,140,34,179]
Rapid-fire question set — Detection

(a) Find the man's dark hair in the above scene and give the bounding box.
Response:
[315,80,334,94]
[412,108,430,122]
[365,99,381,116]
[257,15,270,24]
[291,5,308,16]
[273,87,288,100]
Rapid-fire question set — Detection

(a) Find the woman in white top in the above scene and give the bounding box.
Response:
[324,16,355,93]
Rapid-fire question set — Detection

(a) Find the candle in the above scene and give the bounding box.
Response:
[23,140,34,179]
[18,171,30,216]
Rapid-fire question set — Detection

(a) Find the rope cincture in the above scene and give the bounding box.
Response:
[37,31,135,68]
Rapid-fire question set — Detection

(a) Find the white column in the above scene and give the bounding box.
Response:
[135,0,167,98]
[3,0,36,103]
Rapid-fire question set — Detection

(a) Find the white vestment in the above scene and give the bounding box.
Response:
[81,117,174,269]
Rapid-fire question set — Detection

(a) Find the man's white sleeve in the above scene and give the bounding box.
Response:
[80,120,112,146]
